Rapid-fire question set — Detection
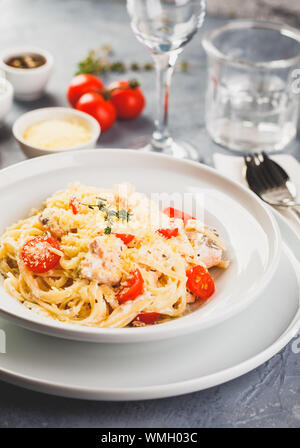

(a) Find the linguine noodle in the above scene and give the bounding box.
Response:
[0,183,227,328]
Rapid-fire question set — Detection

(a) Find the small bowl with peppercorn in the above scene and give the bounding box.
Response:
[0,46,53,101]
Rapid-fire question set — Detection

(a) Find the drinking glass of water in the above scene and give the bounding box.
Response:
[127,0,206,161]
[202,21,300,153]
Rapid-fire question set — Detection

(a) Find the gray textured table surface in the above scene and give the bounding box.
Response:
[0,0,299,428]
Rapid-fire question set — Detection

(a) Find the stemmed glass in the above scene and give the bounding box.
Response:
[127,0,206,161]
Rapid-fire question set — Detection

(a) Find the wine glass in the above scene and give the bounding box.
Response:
[127,0,206,161]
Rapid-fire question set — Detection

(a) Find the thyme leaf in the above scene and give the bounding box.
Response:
[82,199,132,233]
[117,209,132,222]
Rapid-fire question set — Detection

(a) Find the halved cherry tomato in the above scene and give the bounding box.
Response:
[157,228,179,239]
[69,196,80,215]
[163,207,195,224]
[67,74,104,108]
[117,269,144,303]
[186,265,215,300]
[21,235,61,273]
[113,233,135,245]
[75,91,116,132]
[108,80,145,120]
[135,312,161,325]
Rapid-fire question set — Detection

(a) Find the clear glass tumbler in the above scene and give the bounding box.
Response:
[202,21,300,153]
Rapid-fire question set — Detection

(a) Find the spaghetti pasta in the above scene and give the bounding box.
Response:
[0,183,228,327]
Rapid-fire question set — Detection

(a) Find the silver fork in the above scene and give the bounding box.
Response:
[244,152,300,220]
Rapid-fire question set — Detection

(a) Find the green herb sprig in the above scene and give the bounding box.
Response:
[75,45,191,76]
[83,197,132,235]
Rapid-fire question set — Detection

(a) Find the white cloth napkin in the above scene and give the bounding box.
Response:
[213,153,300,236]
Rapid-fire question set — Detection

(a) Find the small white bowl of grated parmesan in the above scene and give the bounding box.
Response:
[13,107,101,157]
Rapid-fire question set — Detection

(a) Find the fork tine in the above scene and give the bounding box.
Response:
[261,151,289,186]
[244,154,268,194]
[245,152,298,207]
[244,155,259,191]
[253,153,274,191]
[256,152,278,189]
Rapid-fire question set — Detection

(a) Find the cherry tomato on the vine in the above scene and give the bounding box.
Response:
[67,74,104,108]
[76,92,116,132]
[108,80,145,120]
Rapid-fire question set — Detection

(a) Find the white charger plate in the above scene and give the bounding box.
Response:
[0,149,280,343]
[0,212,298,401]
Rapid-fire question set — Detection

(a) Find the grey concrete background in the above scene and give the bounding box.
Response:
[0,0,299,428]
[208,0,300,25]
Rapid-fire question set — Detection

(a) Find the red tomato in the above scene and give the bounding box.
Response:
[67,74,104,108]
[22,235,61,274]
[186,265,215,300]
[69,196,80,215]
[157,228,179,239]
[113,233,135,245]
[135,312,161,325]
[76,92,116,132]
[108,80,145,120]
[163,207,195,224]
[117,269,144,303]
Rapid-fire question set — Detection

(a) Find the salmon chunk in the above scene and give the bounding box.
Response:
[191,235,223,268]
[81,235,125,285]
[185,219,224,269]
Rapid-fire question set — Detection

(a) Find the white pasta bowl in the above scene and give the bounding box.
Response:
[0,149,281,343]
[12,107,101,158]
